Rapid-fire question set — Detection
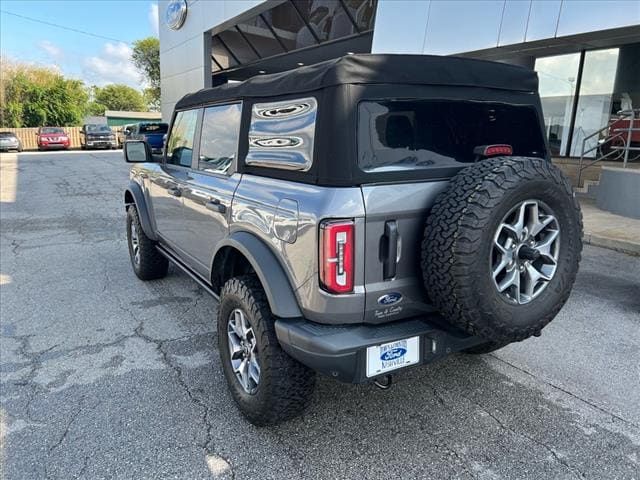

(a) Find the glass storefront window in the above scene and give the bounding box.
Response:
[236,16,286,58]
[218,29,260,65]
[266,1,318,50]
[570,48,619,157]
[212,36,239,70]
[535,53,581,156]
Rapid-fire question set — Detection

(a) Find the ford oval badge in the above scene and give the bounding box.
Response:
[165,0,188,30]
[378,292,402,306]
[380,347,407,361]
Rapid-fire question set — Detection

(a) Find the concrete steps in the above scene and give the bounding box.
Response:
[552,157,640,189]
[574,178,600,199]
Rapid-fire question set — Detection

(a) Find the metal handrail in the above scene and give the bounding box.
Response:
[577,109,638,186]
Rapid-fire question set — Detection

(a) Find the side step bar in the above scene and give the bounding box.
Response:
[156,245,219,300]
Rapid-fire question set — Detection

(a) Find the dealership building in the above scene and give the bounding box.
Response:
[159,0,640,162]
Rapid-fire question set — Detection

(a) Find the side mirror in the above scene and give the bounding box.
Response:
[124,140,152,163]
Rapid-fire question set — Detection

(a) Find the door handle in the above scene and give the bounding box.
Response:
[167,186,182,197]
[206,198,226,214]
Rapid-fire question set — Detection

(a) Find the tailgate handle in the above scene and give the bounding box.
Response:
[383,221,398,279]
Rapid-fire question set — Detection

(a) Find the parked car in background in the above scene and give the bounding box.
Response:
[0,132,22,152]
[36,127,70,151]
[125,122,168,153]
[117,124,134,148]
[80,124,117,150]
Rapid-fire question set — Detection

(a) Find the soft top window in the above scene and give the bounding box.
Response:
[358,99,546,173]
[140,123,168,134]
[245,97,318,172]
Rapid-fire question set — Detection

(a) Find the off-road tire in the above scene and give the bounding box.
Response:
[126,206,168,280]
[422,157,582,343]
[218,275,316,426]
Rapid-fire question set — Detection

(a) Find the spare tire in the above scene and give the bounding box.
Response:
[421,157,582,343]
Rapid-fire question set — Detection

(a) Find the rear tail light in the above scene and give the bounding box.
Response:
[319,219,354,294]
[474,144,513,157]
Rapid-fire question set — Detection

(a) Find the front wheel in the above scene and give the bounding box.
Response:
[126,206,168,280]
[218,275,316,426]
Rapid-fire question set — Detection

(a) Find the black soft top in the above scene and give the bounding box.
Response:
[175,54,538,109]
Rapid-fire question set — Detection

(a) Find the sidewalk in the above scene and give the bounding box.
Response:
[580,199,640,256]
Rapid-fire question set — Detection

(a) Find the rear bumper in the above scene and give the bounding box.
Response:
[274,314,485,383]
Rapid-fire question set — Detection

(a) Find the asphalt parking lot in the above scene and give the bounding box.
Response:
[1,150,639,479]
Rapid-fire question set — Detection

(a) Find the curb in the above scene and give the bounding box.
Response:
[583,233,640,256]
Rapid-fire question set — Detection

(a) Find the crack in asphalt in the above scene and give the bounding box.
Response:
[489,354,639,429]
[47,396,86,455]
[467,395,586,479]
[106,274,233,477]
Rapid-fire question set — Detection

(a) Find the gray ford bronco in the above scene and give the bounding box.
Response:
[123,54,582,426]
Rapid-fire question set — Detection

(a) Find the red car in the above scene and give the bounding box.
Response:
[37,127,70,150]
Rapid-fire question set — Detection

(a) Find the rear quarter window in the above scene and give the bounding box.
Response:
[358,99,546,173]
[245,97,317,171]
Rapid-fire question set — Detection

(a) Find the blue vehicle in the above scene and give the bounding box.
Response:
[124,122,168,153]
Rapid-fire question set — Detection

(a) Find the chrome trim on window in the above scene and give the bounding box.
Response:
[246,97,317,171]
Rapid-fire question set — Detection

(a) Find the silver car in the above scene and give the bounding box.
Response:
[122,54,582,426]
[0,132,22,152]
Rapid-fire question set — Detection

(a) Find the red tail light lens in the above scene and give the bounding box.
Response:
[319,220,354,294]
[474,144,513,157]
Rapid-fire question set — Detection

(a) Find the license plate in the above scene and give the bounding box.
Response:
[366,336,420,378]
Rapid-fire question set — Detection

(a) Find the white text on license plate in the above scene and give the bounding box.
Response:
[366,336,420,378]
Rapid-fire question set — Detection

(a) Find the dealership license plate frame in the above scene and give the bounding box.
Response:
[366,336,420,378]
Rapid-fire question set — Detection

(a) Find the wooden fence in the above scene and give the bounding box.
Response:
[1,126,123,150]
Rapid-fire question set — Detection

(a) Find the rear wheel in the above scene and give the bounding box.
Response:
[218,275,315,426]
[422,157,582,343]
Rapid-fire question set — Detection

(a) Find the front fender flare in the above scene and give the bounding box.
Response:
[124,181,157,241]
[215,232,303,318]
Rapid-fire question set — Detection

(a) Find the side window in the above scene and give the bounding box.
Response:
[166,109,198,167]
[198,103,242,174]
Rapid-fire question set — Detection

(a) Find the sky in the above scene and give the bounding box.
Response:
[0,0,159,88]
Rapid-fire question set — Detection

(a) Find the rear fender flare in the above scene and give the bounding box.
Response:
[214,232,303,318]
[124,181,157,241]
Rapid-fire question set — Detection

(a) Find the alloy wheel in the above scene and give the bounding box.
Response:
[227,308,260,394]
[491,199,560,304]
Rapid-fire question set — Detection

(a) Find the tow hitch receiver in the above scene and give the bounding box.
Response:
[373,375,393,390]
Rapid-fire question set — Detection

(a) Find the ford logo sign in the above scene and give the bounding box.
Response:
[165,0,188,30]
[377,293,402,306]
[380,347,407,361]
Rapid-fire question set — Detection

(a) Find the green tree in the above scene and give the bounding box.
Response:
[131,37,160,111]
[0,58,88,127]
[94,84,146,112]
